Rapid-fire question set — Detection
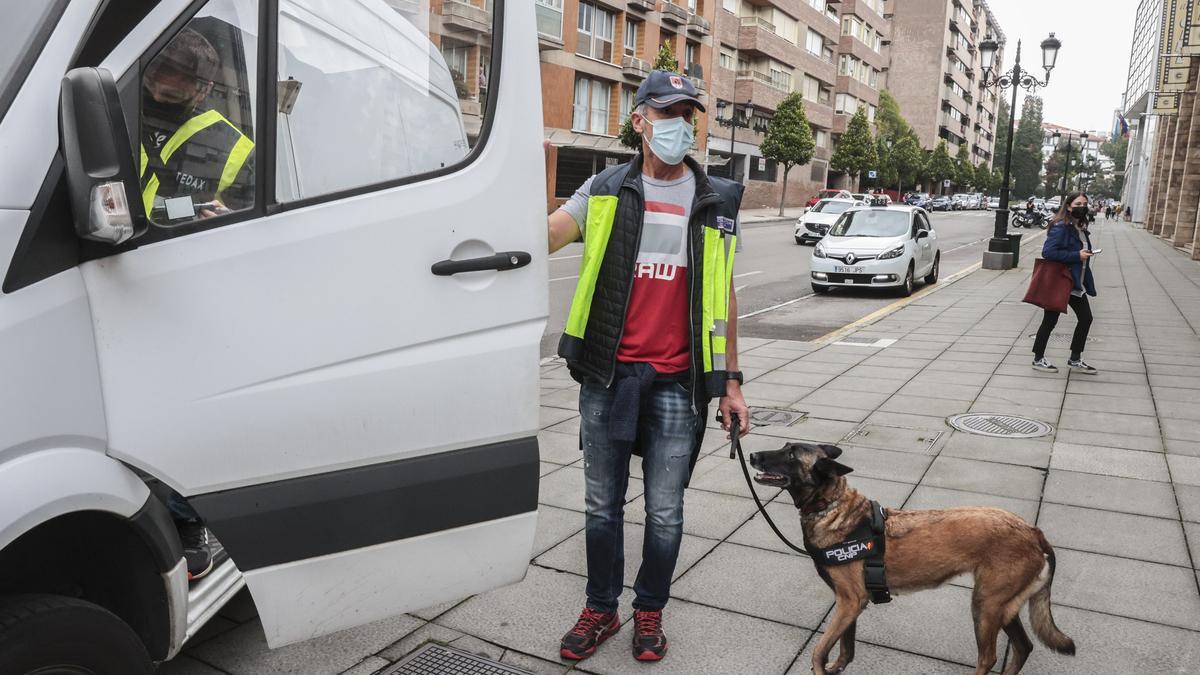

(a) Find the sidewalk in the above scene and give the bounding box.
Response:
[739,205,806,226]
[167,221,1200,674]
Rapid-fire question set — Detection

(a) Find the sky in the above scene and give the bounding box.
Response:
[985,0,1139,135]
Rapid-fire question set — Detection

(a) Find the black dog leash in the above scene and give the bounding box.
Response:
[724,413,807,555]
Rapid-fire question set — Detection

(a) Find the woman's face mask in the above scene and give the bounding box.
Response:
[1070,205,1089,220]
[644,115,694,166]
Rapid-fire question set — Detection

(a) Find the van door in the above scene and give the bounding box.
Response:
[83,0,546,646]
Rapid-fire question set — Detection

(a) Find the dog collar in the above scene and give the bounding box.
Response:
[800,499,830,515]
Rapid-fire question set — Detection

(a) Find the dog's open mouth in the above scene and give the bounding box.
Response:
[754,471,790,487]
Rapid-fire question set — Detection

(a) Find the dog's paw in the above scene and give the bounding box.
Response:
[823,664,845,675]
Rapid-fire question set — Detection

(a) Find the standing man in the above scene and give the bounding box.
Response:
[547,71,749,663]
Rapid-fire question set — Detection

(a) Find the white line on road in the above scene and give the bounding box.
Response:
[733,271,763,279]
[549,275,579,282]
[738,293,818,320]
[944,237,991,254]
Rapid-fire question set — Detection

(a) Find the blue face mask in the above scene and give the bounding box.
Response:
[645,115,694,165]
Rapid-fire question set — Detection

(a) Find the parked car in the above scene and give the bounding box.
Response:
[904,192,932,209]
[951,194,970,210]
[850,193,869,203]
[866,193,892,206]
[795,198,865,244]
[1045,197,1062,212]
[966,194,983,209]
[811,205,940,297]
[929,196,953,211]
[806,189,853,208]
[987,196,1001,209]
[0,1,543,671]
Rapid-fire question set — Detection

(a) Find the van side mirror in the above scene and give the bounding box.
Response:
[916,230,929,239]
[60,67,147,245]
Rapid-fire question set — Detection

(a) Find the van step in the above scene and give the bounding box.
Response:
[383,643,531,675]
[185,539,244,643]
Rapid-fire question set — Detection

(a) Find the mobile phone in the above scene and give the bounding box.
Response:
[1090,248,1102,255]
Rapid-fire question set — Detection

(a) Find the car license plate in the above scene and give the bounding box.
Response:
[834,266,865,274]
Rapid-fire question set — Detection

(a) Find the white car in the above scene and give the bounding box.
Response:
[811,205,940,296]
[987,196,1000,209]
[795,198,865,244]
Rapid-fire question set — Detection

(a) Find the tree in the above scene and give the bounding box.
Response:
[954,142,974,190]
[974,161,993,193]
[926,140,956,193]
[760,92,816,215]
[830,108,877,190]
[1010,96,1045,198]
[1042,141,1070,197]
[993,97,1012,173]
[619,44,681,149]
[893,134,923,194]
[874,134,898,192]
[874,90,912,144]
[1100,136,1129,195]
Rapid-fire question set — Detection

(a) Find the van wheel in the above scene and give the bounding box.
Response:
[0,594,153,675]
[924,253,940,285]
[898,265,914,297]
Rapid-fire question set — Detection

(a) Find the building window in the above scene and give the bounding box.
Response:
[805,28,824,56]
[576,2,615,62]
[535,0,564,40]
[750,156,778,182]
[803,75,820,102]
[835,93,859,114]
[624,18,639,57]
[573,77,611,134]
[620,86,636,120]
[719,45,737,70]
[723,0,738,11]
[685,41,699,72]
[814,128,828,148]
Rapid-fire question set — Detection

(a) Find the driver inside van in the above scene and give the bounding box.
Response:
[140,27,253,223]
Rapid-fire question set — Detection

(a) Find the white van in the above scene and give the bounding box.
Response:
[0,0,545,671]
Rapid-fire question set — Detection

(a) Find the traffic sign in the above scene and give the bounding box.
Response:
[867,170,877,179]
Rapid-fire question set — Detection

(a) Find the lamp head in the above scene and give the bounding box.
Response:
[980,37,999,75]
[1040,32,1061,73]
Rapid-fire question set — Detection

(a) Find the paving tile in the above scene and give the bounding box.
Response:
[537,430,581,466]
[582,596,810,675]
[1157,399,1200,421]
[1042,470,1181,519]
[672,542,833,629]
[1048,443,1171,482]
[903,485,1039,523]
[1162,418,1200,442]
[189,614,424,675]
[832,446,934,484]
[1054,428,1163,453]
[909,369,994,386]
[540,387,580,410]
[744,381,815,404]
[778,360,855,375]
[1166,437,1200,458]
[377,619,482,661]
[821,375,909,394]
[531,505,585,557]
[1154,386,1200,403]
[842,364,924,380]
[1051,548,1200,631]
[1185,521,1200,569]
[625,488,758,540]
[921,456,1046,501]
[341,656,390,675]
[985,373,1070,393]
[1061,393,1157,416]
[1037,503,1191,566]
[534,522,719,585]
[540,406,577,430]
[925,359,998,374]
[752,418,861,444]
[878,395,973,417]
[1169,454,1200,487]
[1058,410,1162,437]
[1064,380,1152,399]
[864,410,952,431]
[790,638,969,675]
[940,432,1052,468]
[1149,373,1200,389]
[800,389,893,410]
[498,650,570,674]
[791,404,873,423]
[1016,604,1200,675]
[976,387,1065,409]
[897,382,983,401]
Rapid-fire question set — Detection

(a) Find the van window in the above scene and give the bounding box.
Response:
[275,0,494,202]
[138,0,258,226]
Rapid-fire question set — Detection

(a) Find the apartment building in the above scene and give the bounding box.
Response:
[1119,0,1163,222]
[536,0,717,203]
[885,0,1005,184]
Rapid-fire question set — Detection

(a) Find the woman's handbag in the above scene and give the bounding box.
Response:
[1023,258,1073,313]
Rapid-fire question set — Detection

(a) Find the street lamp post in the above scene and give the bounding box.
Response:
[978,32,1062,270]
[715,99,761,183]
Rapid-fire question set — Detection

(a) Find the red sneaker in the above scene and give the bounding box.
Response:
[560,607,619,660]
[632,609,667,661]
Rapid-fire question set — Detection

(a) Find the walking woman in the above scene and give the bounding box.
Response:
[1032,192,1098,374]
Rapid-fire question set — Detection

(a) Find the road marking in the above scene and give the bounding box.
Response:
[944,237,991,254]
[549,275,579,282]
[832,338,898,348]
[733,271,763,279]
[812,229,1049,344]
[738,294,818,319]
[736,285,748,293]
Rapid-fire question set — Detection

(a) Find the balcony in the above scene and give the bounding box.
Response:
[734,70,790,110]
[441,0,491,34]
[622,56,650,79]
[804,99,835,128]
[627,0,655,12]
[660,1,688,25]
[691,76,708,93]
[687,13,711,36]
[738,17,797,67]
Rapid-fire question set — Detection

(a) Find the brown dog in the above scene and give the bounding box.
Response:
[749,442,1075,675]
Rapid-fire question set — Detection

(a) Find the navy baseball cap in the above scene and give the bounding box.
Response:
[635,70,706,112]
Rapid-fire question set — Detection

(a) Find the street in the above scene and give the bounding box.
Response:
[543,209,1018,354]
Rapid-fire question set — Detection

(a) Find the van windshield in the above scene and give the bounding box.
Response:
[830,210,910,237]
[0,3,66,118]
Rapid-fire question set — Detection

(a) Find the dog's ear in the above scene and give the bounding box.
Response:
[814,457,854,477]
[818,444,843,460]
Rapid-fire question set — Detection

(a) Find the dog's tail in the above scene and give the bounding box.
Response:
[1028,528,1076,655]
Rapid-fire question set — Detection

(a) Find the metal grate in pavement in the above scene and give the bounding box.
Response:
[383,643,532,675]
[947,413,1053,439]
[747,407,807,427]
[1026,333,1098,344]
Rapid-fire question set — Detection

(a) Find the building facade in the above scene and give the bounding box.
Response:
[536,0,718,204]
[884,0,1004,187]
[1119,0,1163,223]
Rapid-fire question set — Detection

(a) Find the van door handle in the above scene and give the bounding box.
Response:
[431,251,532,276]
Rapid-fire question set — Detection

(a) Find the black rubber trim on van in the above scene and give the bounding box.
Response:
[128,491,184,574]
[189,436,539,571]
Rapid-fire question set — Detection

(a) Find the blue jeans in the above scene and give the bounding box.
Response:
[579,380,698,614]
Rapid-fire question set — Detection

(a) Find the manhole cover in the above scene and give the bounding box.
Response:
[385,643,532,675]
[1026,333,1098,344]
[947,413,1053,438]
[745,407,806,427]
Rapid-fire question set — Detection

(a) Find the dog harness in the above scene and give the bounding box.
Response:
[804,500,892,604]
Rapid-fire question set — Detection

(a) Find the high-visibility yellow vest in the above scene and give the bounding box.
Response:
[139,109,254,216]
